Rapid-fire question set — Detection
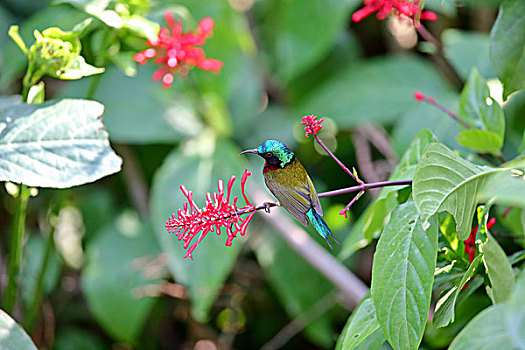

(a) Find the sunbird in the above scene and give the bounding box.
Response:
[240,140,339,248]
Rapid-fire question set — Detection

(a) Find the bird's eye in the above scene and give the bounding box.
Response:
[265,152,272,156]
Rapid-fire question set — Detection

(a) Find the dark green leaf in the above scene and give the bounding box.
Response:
[82,212,161,344]
[413,142,504,240]
[0,99,122,188]
[456,129,503,155]
[483,233,515,304]
[298,55,456,129]
[458,69,505,142]
[337,297,380,350]
[150,137,248,322]
[54,328,107,350]
[433,255,482,328]
[371,202,438,350]
[0,309,37,349]
[490,0,525,98]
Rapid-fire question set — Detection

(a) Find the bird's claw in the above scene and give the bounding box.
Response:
[263,202,273,213]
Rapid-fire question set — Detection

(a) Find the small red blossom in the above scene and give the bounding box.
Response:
[464,218,496,263]
[134,11,223,88]
[301,115,324,138]
[165,169,255,260]
[351,0,437,24]
[413,90,435,103]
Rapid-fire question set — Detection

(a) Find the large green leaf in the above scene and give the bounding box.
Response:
[478,171,525,207]
[336,297,380,350]
[297,55,456,129]
[0,98,122,188]
[456,129,503,156]
[150,137,248,322]
[457,69,505,145]
[483,233,515,304]
[82,212,161,345]
[449,269,525,349]
[433,255,482,328]
[490,0,525,98]
[255,227,336,347]
[371,202,438,350]
[413,143,504,240]
[0,309,37,350]
[443,29,495,80]
[258,0,358,82]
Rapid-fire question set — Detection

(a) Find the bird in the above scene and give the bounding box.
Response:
[240,140,339,248]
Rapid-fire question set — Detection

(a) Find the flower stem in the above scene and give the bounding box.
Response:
[419,94,471,129]
[313,134,362,184]
[24,226,55,332]
[318,179,413,198]
[2,184,30,313]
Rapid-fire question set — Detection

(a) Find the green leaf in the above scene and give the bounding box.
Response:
[443,29,495,80]
[150,137,247,322]
[433,255,482,328]
[0,309,37,349]
[371,202,438,350]
[298,55,456,129]
[0,99,122,188]
[478,171,525,207]
[337,297,380,350]
[413,142,504,240]
[519,130,525,154]
[456,129,503,155]
[483,233,515,304]
[449,270,525,349]
[490,0,525,99]
[258,0,358,82]
[255,227,336,347]
[54,328,106,350]
[122,15,159,41]
[0,96,22,111]
[458,68,505,141]
[82,212,161,345]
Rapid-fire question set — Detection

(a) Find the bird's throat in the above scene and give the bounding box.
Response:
[263,161,281,174]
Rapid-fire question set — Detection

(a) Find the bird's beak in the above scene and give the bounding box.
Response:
[239,149,258,155]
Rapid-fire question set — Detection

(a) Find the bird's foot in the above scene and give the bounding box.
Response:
[263,202,273,213]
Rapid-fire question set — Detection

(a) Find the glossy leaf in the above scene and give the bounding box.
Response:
[458,69,505,141]
[0,99,122,188]
[490,0,525,98]
[413,143,504,240]
[433,255,482,328]
[483,233,515,304]
[337,297,380,350]
[150,137,247,322]
[456,129,503,155]
[371,202,438,350]
[0,309,37,349]
[82,212,161,345]
[478,171,525,207]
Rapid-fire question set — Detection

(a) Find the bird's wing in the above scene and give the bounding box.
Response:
[264,177,310,226]
[307,175,323,216]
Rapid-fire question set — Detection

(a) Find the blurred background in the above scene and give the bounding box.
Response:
[1,0,522,349]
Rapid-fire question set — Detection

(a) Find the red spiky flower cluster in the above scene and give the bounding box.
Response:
[134,11,223,88]
[464,218,496,263]
[351,0,437,23]
[165,169,255,260]
[301,115,324,138]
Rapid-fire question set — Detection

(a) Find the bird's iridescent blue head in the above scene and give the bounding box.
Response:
[240,140,294,168]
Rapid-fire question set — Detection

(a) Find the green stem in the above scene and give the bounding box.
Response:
[2,185,30,313]
[86,73,102,100]
[25,227,55,331]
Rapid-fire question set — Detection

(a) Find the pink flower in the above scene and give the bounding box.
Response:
[413,90,434,103]
[351,0,437,23]
[134,11,223,88]
[301,115,324,138]
[165,169,255,260]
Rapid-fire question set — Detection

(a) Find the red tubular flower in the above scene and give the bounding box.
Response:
[351,0,437,23]
[134,11,223,88]
[301,115,324,138]
[165,169,255,260]
[464,218,496,263]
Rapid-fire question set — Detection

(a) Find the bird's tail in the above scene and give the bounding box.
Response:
[306,208,340,249]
